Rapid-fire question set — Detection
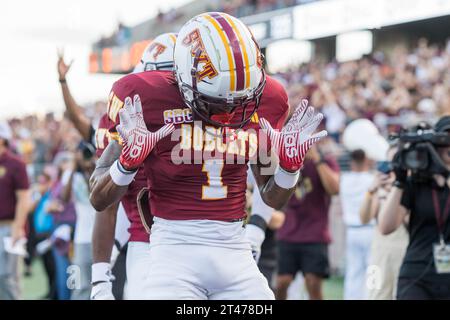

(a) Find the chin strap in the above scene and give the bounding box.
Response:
[191,49,202,92]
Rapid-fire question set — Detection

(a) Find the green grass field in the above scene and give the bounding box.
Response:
[22,260,48,300]
[22,259,344,300]
[323,276,344,300]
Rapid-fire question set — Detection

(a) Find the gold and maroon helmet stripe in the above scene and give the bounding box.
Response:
[203,14,236,91]
[209,12,245,91]
[169,33,177,44]
[221,13,251,89]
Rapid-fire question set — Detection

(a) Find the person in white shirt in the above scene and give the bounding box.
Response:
[359,145,408,300]
[340,149,376,299]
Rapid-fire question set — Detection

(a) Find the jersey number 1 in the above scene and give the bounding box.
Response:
[202,160,228,200]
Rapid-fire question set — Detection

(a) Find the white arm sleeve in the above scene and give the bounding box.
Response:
[114,202,131,248]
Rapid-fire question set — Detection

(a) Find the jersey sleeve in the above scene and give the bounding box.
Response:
[94,114,114,157]
[105,75,137,143]
[272,82,290,130]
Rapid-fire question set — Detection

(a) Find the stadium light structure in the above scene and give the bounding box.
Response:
[266,39,313,73]
[336,30,373,63]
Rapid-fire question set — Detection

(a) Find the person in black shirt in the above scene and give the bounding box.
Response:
[379,116,450,300]
[258,212,285,290]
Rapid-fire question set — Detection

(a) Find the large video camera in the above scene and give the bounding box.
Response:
[391,122,450,180]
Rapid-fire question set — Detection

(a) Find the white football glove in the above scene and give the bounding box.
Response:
[90,262,115,300]
[117,94,174,170]
[260,99,327,172]
[91,281,114,300]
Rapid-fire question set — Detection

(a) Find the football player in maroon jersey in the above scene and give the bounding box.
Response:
[90,13,326,299]
[89,33,178,300]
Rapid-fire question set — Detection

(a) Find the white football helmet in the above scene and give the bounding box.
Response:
[135,32,178,72]
[174,12,265,128]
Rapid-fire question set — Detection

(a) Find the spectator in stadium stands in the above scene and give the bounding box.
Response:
[61,143,96,300]
[340,149,375,299]
[27,171,58,299]
[57,49,95,146]
[0,121,31,300]
[116,22,131,46]
[276,142,340,300]
[311,82,346,142]
[32,128,52,181]
[359,144,408,300]
[47,153,77,300]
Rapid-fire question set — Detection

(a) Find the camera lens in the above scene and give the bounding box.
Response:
[405,149,428,170]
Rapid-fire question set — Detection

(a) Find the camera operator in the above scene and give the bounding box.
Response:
[379,116,450,300]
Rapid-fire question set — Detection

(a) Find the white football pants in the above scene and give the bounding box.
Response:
[344,226,374,300]
[142,217,274,300]
[124,241,151,299]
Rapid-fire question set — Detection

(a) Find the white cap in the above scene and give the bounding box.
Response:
[0,121,12,140]
[418,98,437,114]
[342,119,389,161]
[52,224,72,242]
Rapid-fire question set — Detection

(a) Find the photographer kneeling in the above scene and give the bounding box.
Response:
[379,117,450,300]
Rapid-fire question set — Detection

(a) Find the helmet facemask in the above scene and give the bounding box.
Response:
[143,60,175,71]
[177,49,266,129]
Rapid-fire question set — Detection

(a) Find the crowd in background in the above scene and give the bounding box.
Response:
[94,0,320,48]
[1,38,449,300]
[276,38,450,140]
[13,38,450,178]
[3,102,104,299]
[216,0,318,18]
[96,22,132,48]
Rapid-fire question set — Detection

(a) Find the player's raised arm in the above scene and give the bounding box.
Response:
[89,95,174,211]
[57,49,93,142]
[251,99,327,210]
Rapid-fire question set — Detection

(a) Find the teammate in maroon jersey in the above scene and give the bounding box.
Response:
[90,13,326,299]
[90,33,178,300]
[91,113,152,300]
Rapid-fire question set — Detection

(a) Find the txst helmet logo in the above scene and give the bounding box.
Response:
[183,28,218,81]
[148,42,167,60]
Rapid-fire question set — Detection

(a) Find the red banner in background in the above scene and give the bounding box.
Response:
[90,39,152,74]
[130,40,152,67]
[89,53,99,73]
[102,48,113,73]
